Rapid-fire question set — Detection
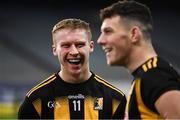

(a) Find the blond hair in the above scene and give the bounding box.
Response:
[52,18,92,44]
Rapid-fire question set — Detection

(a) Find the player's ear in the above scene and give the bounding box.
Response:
[130,26,141,43]
[52,44,57,56]
[89,41,94,53]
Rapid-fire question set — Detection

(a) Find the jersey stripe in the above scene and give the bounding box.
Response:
[142,57,158,72]
[125,81,135,117]
[153,57,158,68]
[135,78,162,119]
[32,99,41,117]
[112,99,120,115]
[147,59,152,69]
[142,64,148,72]
[27,76,56,97]
[94,75,125,96]
[54,97,70,119]
[84,96,98,119]
[26,74,55,97]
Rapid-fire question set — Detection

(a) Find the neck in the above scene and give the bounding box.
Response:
[59,69,92,84]
[126,42,157,73]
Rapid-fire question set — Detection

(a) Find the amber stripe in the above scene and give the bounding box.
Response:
[54,97,70,119]
[84,96,98,119]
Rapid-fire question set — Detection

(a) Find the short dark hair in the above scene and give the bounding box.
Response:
[100,0,153,39]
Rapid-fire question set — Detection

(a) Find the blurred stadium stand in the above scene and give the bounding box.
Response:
[0,0,179,118]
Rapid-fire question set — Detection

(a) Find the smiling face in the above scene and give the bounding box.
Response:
[97,16,132,66]
[53,28,94,75]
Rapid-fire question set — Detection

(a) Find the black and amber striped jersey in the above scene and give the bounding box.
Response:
[124,56,180,119]
[18,71,126,119]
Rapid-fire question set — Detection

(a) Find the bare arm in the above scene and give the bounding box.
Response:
[155,90,180,119]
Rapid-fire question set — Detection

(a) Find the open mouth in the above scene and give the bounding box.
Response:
[67,59,81,65]
[103,47,112,54]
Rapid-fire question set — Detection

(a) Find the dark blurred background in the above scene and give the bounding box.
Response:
[0,0,179,118]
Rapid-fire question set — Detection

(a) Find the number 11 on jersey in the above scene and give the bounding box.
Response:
[73,100,81,111]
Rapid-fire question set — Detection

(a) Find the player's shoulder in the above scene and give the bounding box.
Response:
[139,56,179,81]
[26,73,57,100]
[93,73,125,97]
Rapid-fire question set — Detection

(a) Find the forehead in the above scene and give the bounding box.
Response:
[101,16,123,30]
[54,28,88,42]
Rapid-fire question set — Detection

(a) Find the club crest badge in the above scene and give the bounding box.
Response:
[94,97,103,110]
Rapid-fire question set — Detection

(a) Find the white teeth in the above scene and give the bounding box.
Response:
[69,59,80,62]
[103,48,111,53]
[68,59,81,65]
[68,58,81,64]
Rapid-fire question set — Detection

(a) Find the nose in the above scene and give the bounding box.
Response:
[69,45,79,56]
[97,34,105,45]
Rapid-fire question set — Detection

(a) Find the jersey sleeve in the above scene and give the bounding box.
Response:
[112,95,126,119]
[18,96,40,119]
[141,68,180,112]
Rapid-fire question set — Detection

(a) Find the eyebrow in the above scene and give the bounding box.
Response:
[102,26,113,32]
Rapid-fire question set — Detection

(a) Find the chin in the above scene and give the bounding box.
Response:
[71,69,82,74]
[107,59,121,66]
[107,57,116,66]
[107,60,114,66]
[108,63,117,66]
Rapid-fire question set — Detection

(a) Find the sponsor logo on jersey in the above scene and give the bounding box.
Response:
[68,94,84,99]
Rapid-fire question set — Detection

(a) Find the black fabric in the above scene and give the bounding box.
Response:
[128,56,180,118]
[18,71,126,119]
[18,97,40,119]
